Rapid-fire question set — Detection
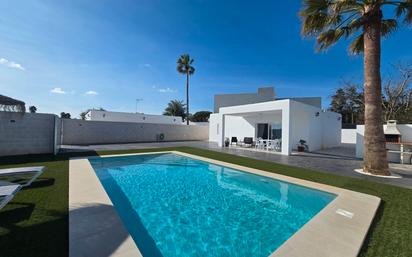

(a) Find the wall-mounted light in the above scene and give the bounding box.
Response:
[337,117,341,121]
[315,112,320,117]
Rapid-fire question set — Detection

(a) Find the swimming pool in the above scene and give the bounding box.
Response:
[89,153,336,257]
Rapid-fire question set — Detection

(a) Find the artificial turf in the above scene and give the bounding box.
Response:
[0,146,411,257]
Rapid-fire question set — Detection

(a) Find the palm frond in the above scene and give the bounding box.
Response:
[300,0,364,51]
[349,33,364,55]
[176,54,195,75]
[316,28,345,50]
[381,19,398,37]
[394,0,412,24]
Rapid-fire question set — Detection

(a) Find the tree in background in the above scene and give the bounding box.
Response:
[329,82,364,125]
[330,63,412,124]
[60,112,71,119]
[163,100,186,121]
[29,106,37,113]
[190,111,212,122]
[300,0,412,175]
[382,63,412,122]
[176,54,195,125]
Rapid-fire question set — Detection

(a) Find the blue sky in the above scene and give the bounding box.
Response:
[1,0,411,118]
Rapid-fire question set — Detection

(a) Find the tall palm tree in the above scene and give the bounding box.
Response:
[163,100,186,121]
[300,0,411,176]
[177,54,195,125]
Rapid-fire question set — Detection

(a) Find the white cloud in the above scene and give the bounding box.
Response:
[85,90,98,95]
[158,87,177,93]
[50,87,67,94]
[0,58,25,71]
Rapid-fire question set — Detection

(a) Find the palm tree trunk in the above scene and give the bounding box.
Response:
[186,72,189,125]
[363,9,389,175]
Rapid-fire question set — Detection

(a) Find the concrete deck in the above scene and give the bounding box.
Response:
[69,151,381,257]
[62,141,412,189]
[69,158,142,257]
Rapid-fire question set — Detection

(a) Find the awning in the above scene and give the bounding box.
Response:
[0,95,26,112]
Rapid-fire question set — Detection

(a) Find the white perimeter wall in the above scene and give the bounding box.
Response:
[0,112,58,156]
[356,124,412,162]
[341,129,357,144]
[61,119,209,145]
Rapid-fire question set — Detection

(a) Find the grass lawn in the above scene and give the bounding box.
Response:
[1,146,412,257]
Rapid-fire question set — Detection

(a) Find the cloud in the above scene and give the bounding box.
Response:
[0,58,25,71]
[85,90,98,95]
[158,87,177,93]
[50,87,67,94]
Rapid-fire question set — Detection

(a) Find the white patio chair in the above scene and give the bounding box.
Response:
[0,166,45,187]
[0,181,22,210]
[267,140,276,151]
[255,138,264,150]
[274,139,282,152]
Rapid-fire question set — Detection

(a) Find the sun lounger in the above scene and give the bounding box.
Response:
[0,166,45,187]
[0,181,22,210]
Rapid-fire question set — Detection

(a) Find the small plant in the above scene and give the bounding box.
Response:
[224,137,230,147]
[297,139,308,152]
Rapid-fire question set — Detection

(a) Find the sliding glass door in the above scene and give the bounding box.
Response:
[270,122,282,140]
[257,124,269,139]
[257,123,282,140]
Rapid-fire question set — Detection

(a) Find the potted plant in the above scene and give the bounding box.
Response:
[224,137,230,147]
[297,139,308,152]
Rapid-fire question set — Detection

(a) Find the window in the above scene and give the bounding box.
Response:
[257,123,282,139]
[217,123,220,135]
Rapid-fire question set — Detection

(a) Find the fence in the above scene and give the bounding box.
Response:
[0,111,209,156]
[61,119,209,145]
[0,112,58,156]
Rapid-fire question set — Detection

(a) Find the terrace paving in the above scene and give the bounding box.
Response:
[61,141,412,189]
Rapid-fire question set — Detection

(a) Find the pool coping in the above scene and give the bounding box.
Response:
[69,151,381,257]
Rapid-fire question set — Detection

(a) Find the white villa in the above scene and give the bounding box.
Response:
[209,87,342,155]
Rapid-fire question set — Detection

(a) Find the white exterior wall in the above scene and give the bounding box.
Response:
[289,101,341,151]
[86,110,182,124]
[356,124,412,162]
[224,116,256,141]
[341,129,356,144]
[208,113,222,143]
[320,110,342,148]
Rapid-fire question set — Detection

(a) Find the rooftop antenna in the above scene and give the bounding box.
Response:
[135,98,143,113]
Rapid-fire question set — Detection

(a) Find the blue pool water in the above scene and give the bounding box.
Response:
[89,153,335,257]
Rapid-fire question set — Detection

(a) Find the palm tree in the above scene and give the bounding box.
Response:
[177,54,195,125]
[163,100,186,121]
[300,0,411,176]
